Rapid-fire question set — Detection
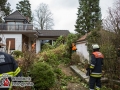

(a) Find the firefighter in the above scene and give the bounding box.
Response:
[89,44,104,90]
[32,43,36,51]
[72,43,77,53]
[0,45,22,90]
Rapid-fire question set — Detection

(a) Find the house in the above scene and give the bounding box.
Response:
[0,10,70,53]
[76,33,90,62]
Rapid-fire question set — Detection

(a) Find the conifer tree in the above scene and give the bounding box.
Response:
[16,0,32,22]
[0,0,11,22]
[75,0,101,35]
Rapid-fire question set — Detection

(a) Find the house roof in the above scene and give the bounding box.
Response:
[77,34,87,42]
[0,30,70,38]
[36,30,70,37]
[4,10,27,20]
[77,32,91,42]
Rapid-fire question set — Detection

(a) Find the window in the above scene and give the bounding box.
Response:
[6,38,15,50]
[7,22,23,30]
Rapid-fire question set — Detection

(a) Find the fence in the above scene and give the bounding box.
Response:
[0,24,33,31]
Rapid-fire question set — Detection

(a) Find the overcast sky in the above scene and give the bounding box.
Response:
[7,0,115,33]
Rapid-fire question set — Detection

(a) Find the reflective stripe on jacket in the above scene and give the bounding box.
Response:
[90,51,104,77]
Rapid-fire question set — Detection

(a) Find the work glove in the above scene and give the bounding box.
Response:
[86,68,93,76]
[86,68,90,76]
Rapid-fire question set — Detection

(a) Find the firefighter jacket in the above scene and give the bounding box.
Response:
[71,43,77,51]
[0,52,22,90]
[32,43,36,51]
[90,51,104,77]
[72,46,77,51]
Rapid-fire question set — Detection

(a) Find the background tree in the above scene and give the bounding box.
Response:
[102,0,120,48]
[75,0,101,35]
[16,0,32,22]
[0,0,11,22]
[33,3,54,30]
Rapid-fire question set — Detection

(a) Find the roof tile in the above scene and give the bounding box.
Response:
[36,30,70,36]
[4,10,26,20]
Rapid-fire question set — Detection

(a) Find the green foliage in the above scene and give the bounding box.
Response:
[53,36,65,47]
[100,43,119,80]
[65,33,79,58]
[86,30,101,54]
[54,68,62,76]
[30,62,55,90]
[38,44,66,67]
[16,0,32,22]
[75,0,101,34]
[60,57,71,64]
[101,86,112,90]
[42,43,54,51]
[12,50,23,58]
[45,51,59,67]
[60,75,82,89]
[0,0,11,22]
[66,33,79,46]
[100,43,117,59]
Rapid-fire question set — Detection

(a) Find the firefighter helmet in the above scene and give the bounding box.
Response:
[92,44,99,49]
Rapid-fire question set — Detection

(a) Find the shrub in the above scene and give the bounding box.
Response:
[12,50,23,58]
[53,36,65,47]
[71,52,80,65]
[42,43,54,51]
[30,62,55,90]
[38,44,66,67]
[21,51,36,76]
[60,57,71,64]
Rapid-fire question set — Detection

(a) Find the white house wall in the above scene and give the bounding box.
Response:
[36,39,40,53]
[0,34,22,52]
[76,42,89,61]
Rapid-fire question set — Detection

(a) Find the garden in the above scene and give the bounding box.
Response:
[12,34,89,90]
[12,30,120,90]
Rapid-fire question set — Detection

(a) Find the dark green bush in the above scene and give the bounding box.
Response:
[45,52,59,67]
[60,57,71,64]
[12,50,23,58]
[42,43,54,51]
[30,62,55,90]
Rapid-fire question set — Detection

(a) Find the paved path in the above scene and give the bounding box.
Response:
[70,65,89,84]
[70,65,108,83]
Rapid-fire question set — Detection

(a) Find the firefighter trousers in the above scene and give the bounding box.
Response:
[89,76,101,90]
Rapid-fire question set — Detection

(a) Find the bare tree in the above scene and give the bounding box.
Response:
[33,3,54,30]
[102,0,120,34]
[102,0,120,47]
[102,2,120,88]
